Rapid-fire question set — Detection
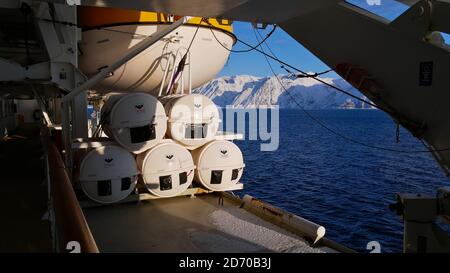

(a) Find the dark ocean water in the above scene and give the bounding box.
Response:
[227,109,449,253]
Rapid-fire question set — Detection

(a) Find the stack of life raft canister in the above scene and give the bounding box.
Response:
[77,92,245,204]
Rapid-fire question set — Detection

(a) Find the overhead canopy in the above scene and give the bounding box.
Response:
[41,0,341,23]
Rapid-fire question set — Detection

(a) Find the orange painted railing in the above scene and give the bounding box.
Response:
[42,126,99,253]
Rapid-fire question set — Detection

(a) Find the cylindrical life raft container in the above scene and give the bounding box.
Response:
[101,93,167,154]
[136,141,196,197]
[78,145,139,204]
[191,140,245,191]
[160,94,220,149]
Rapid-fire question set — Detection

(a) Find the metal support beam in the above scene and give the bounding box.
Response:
[31,85,53,126]
[71,92,88,138]
[0,59,51,81]
[0,0,22,9]
[432,0,450,35]
[61,100,71,170]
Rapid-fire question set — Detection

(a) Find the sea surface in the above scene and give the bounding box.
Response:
[226,109,449,253]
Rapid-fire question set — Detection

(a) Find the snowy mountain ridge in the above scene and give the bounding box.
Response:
[194,74,373,109]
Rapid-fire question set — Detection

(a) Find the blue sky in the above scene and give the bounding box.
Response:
[219,0,450,77]
[218,22,338,78]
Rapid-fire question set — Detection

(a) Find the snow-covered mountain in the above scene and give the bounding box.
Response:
[194,74,373,109]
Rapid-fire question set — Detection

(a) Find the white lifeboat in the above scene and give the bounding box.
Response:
[78,6,235,96]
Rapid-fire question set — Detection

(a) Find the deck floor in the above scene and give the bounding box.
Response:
[0,124,52,252]
[83,194,328,253]
[0,124,334,253]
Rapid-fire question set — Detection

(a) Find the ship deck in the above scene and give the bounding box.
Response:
[82,193,340,253]
[0,123,350,253]
[0,124,52,252]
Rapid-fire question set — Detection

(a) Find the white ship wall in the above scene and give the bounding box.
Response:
[15,99,39,123]
[0,98,15,137]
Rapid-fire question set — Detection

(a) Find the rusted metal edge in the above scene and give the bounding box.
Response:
[80,183,244,209]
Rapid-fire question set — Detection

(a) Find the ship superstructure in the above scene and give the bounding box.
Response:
[1,0,450,253]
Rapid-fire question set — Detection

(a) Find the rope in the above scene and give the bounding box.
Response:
[206,19,383,111]
[206,20,277,53]
[36,18,450,154]
[167,20,202,95]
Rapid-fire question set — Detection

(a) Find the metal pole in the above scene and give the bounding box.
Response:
[188,51,192,94]
[31,85,53,126]
[181,62,185,95]
[158,53,174,97]
[166,51,182,96]
[61,101,72,169]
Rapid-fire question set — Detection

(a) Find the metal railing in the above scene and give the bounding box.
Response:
[42,125,99,253]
